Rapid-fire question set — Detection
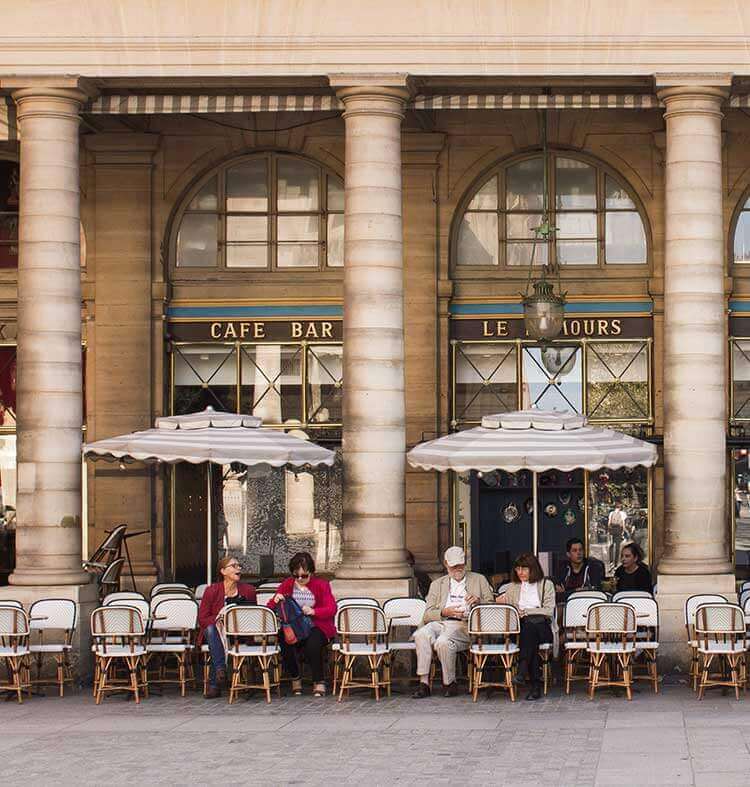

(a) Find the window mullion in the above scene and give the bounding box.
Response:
[269,153,277,271]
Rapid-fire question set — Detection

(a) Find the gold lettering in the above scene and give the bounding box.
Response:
[562,320,570,337]
[291,321,303,338]
[223,323,237,339]
[321,321,333,338]
[610,318,622,336]
[239,322,251,338]
[305,322,319,339]
[497,320,509,337]
[597,319,609,336]
[210,322,222,339]
[569,320,581,337]
[482,320,493,337]
[583,319,595,336]
[254,322,265,339]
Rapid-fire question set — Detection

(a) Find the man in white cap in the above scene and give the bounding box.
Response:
[412,546,494,697]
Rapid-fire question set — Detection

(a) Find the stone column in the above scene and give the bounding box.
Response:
[10,84,89,587]
[330,77,413,599]
[655,78,735,665]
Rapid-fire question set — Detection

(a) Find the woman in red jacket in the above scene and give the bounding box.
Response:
[198,556,257,698]
[268,551,336,697]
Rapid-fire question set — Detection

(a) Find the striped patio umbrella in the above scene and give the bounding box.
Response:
[407,409,657,474]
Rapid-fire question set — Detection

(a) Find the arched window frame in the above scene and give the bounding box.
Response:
[731,188,750,267]
[451,150,651,274]
[169,151,345,276]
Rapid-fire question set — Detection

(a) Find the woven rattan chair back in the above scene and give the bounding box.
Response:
[29,599,76,632]
[255,591,275,607]
[150,597,198,632]
[194,583,209,601]
[336,597,380,610]
[626,597,658,630]
[383,597,426,628]
[91,604,145,638]
[569,590,608,601]
[109,597,150,621]
[150,583,191,598]
[586,602,636,636]
[0,600,23,610]
[695,603,745,637]
[612,590,652,602]
[103,591,146,605]
[0,606,29,638]
[684,594,727,628]
[337,605,387,635]
[468,603,520,636]
[224,605,278,636]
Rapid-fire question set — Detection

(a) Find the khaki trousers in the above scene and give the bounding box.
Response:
[413,620,470,685]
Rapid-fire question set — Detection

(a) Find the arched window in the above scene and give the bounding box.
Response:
[733,194,750,263]
[173,153,344,271]
[454,153,648,269]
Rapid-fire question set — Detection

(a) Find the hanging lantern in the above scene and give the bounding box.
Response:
[521,111,566,342]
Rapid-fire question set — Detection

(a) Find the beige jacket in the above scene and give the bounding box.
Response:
[423,571,495,624]
[501,579,556,619]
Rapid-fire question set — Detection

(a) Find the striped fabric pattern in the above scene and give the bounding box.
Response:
[88,94,344,115]
[412,94,662,111]
[407,409,656,473]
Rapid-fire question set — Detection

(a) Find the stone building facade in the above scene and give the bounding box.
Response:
[2,1,750,664]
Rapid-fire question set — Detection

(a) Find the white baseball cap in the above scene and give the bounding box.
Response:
[444,546,466,567]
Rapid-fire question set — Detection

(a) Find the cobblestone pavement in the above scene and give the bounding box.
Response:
[4,681,750,786]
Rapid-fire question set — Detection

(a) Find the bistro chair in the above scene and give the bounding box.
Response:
[382,597,426,683]
[0,599,23,609]
[91,605,148,704]
[82,524,127,577]
[739,588,750,609]
[28,599,76,697]
[684,593,728,691]
[585,602,637,700]
[110,597,151,624]
[98,557,125,601]
[468,603,520,702]
[257,582,281,592]
[103,591,146,605]
[0,606,31,703]
[569,590,609,601]
[194,583,209,602]
[146,597,199,696]
[626,596,660,693]
[256,591,275,607]
[336,597,380,608]
[694,603,747,701]
[335,605,391,702]
[150,583,192,598]
[562,595,602,694]
[224,605,280,704]
[612,590,653,602]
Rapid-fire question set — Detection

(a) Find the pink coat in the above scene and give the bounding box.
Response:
[267,576,337,640]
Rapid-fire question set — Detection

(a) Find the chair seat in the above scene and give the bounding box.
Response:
[29,644,72,653]
[146,643,192,653]
[635,642,659,650]
[339,642,390,656]
[95,645,146,657]
[201,644,210,653]
[0,646,29,657]
[227,645,280,657]
[470,643,519,655]
[331,643,341,652]
[697,641,746,654]
[539,643,552,651]
[389,641,416,651]
[564,641,588,650]
[587,642,636,654]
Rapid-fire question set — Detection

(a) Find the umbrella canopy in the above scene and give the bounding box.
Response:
[83,407,334,468]
[407,409,657,474]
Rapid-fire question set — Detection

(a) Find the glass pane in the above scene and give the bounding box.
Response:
[606,212,647,263]
[588,467,649,576]
[456,213,498,265]
[506,158,544,211]
[188,177,218,211]
[555,158,596,209]
[0,434,17,526]
[468,177,498,210]
[557,240,597,265]
[454,343,518,424]
[0,347,16,425]
[586,342,649,421]
[507,213,543,239]
[240,344,303,423]
[278,244,319,268]
[732,340,750,419]
[733,449,750,577]
[226,244,268,268]
[522,345,582,413]
[605,176,635,209]
[327,213,344,267]
[278,158,319,212]
[278,215,318,242]
[173,344,237,413]
[307,345,343,424]
[557,212,596,238]
[226,160,268,212]
[506,241,548,267]
[327,176,344,211]
[227,215,267,242]
[176,213,218,267]
[734,212,750,263]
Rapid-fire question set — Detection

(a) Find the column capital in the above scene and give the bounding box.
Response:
[2,75,98,107]
[330,73,411,119]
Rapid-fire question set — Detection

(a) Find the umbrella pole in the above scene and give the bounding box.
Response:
[207,463,212,586]
[532,471,538,556]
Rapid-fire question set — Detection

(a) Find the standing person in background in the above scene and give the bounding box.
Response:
[607,501,628,571]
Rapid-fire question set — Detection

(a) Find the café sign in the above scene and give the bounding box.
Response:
[451,315,652,341]
[168,319,343,343]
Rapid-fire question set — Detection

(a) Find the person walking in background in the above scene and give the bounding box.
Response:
[607,501,628,570]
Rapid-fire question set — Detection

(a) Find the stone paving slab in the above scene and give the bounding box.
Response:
[2,686,750,785]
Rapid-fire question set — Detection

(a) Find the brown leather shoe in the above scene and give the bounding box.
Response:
[205,685,221,699]
[412,682,431,699]
[215,668,227,685]
[443,682,459,697]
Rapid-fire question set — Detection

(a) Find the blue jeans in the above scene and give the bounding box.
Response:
[204,625,226,687]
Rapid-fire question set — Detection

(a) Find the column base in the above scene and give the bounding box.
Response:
[331,577,414,604]
[9,568,91,586]
[655,572,737,671]
[0,581,99,683]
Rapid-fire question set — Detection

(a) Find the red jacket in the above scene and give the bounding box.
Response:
[267,576,337,640]
[198,581,257,631]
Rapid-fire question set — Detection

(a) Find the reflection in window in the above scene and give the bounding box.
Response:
[588,467,649,576]
[522,345,582,413]
[455,155,648,268]
[307,345,343,425]
[240,345,303,425]
[732,339,750,420]
[586,342,650,421]
[734,196,750,263]
[173,344,237,414]
[175,154,344,270]
[733,449,750,578]
[453,343,518,426]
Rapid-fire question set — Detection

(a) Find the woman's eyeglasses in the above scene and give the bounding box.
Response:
[294,572,310,579]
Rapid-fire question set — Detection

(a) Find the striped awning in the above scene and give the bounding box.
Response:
[84,407,334,468]
[412,94,662,111]
[407,409,657,474]
[89,93,344,115]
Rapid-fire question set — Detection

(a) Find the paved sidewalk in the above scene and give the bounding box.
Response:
[3,683,750,786]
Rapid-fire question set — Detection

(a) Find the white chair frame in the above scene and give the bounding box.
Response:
[468,604,520,702]
[28,598,76,697]
[0,606,31,703]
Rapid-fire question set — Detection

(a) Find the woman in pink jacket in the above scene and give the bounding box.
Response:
[268,551,337,697]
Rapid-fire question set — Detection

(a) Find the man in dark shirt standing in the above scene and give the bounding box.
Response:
[555,538,605,600]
